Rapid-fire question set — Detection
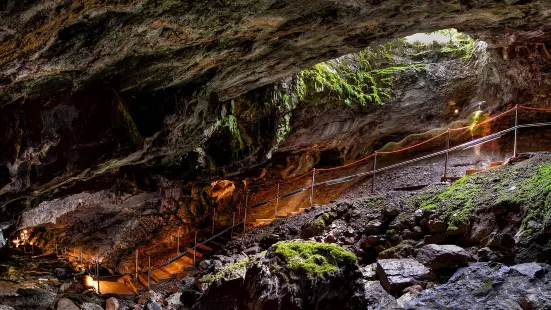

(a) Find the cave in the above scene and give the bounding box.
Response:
[2,1,551,310]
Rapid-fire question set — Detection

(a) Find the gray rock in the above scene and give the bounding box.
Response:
[365,220,384,234]
[397,285,423,308]
[145,301,162,310]
[105,297,120,310]
[376,259,432,293]
[427,220,447,233]
[361,281,400,309]
[0,306,14,310]
[167,292,182,308]
[52,268,72,279]
[80,303,103,310]
[57,298,79,310]
[415,244,470,270]
[405,262,551,309]
[14,287,56,309]
[59,281,84,293]
[485,232,515,250]
[423,234,446,244]
[359,264,377,281]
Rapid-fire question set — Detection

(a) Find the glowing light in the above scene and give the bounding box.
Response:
[454,109,459,114]
[84,275,98,292]
[23,230,27,234]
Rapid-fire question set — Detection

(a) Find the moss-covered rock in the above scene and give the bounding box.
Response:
[269,240,357,280]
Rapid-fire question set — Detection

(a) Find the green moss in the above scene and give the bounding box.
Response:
[199,257,251,285]
[379,241,409,257]
[271,241,357,280]
[417,159,551,235]
[215,114,252,158]
[481,278,493,291]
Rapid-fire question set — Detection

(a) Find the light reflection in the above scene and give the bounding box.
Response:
[84,275,98,292]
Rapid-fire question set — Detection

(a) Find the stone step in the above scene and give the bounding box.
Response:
[197,244,213,252]
[186,248,203,259]
[137,274,149,288]
[466,169,484,175]
[208,240,224,248]
[217,236,230,242]
[150,269,167,281]
[255,218,273,223]
[163,261,184,275]
[489,161,504,168]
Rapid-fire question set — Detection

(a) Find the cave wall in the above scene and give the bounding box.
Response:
[1,0,551,269]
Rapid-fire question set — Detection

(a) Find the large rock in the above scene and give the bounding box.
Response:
[405,262,551,309]
[358,281,400,309]
[13,287,56,309]
[415,244,470,270]
[193,241,363,310]
[59,281,84,293]
[105,297,120,310]
[376,259,432,293]
[56,298,80,310]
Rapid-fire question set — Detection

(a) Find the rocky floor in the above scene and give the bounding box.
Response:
[179,152,551,310]
[2,152,551,309]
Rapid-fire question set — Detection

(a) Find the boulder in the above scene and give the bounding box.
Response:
[397,285,423,308]
[376,259,432,293]
[405,262,551,309]
[359,281,400,309]
[14,287,56,309]
[80,303,103,310]
[0,306,14,310]
[415,244,470,270]
[167,292,183,308]
[194,241,361,310]
[105,297,120,310]
[52,268,72,280]
[359,264,377,281]
[59,281,84,293]
[145,301,162,310]
[56,298,79,310]
[427,220,447,233]
[485,232,515,250]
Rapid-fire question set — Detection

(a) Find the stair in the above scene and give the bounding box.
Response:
[466,169,484,175]
[186,248,203,259]
[489,161,504,168]
[197,244,213,252]
[255,219,273,225]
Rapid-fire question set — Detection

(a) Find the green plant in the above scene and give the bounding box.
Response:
[271,241,356,280]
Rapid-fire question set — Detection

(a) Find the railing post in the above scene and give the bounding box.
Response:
[514,104,519,157]
[55,242,58,255]
[147,254,151,290]
[88,250,91,271]
[135,250,139,279]
[275,183,280,218]
[444,129,450,181]
[212,209,216,236]
[193,231,197,267]
[231,212,235,239]
[243,191,248,233]
[80,249,83,266]
[309,169,316,208]
[177,227,180,255]
[372,152,377,193]
[96,253,100,294]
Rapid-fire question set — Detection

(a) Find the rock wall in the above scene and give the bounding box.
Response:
[1,1,551,271]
